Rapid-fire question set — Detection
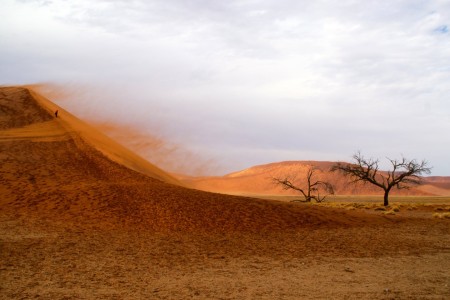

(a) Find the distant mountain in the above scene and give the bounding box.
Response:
[180,161,450,196]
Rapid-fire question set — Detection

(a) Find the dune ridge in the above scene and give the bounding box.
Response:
[26,87,182,186]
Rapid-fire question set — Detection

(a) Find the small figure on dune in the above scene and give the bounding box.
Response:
[55,110,58,118]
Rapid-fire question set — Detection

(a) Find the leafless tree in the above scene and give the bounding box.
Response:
[331,152,432,206]
[272,166,334,203]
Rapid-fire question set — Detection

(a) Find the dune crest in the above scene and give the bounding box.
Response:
[24,87,182,185]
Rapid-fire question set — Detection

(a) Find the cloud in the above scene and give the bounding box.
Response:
[1,0,450,175]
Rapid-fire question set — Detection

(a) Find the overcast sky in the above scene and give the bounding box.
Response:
[1,0,449,175]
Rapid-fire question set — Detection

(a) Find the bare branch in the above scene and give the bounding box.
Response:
[272,177,308,199]
[272,166,334,203]
[332,152,432,206]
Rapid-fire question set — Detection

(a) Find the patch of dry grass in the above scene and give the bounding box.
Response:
[407,205,418,211]
[383,210,396,216]
[432,212,450,219]
[391,205,401,212]
[311,200,450,219]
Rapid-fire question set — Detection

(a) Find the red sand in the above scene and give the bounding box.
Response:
[1,86,449,299]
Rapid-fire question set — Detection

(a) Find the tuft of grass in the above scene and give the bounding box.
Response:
[383,210,396,216]
[391,205,400,212]
[435,206,450,212]
[433,212,450,219]
[407,206,416,211]
[374,207,386,211]
[353,203,366,209]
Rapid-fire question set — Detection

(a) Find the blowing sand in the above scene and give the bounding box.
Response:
[0,87,449,299]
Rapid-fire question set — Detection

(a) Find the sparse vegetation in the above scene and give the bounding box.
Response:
[383,210,396,215]
[331,152,432,206]
[272,166,334,203]
[391,205,401,212]
[433,212,450,219]
[407,205,418,211]
[434,207,450,212]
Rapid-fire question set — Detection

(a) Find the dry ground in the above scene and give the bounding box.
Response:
[1,212,449,299]
[1,87,449,299]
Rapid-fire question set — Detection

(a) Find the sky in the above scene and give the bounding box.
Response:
[1,0,449,176]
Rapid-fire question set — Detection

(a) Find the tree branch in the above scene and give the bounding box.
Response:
[331,152,432,206]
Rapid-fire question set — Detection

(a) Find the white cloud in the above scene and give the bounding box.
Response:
[1,0,449,175]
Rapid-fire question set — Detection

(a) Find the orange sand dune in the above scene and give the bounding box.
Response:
[182,161,450,197]
[1,86,449,299]
[0,86,377,233]
[27,87,182,186]
[417,176,450,196]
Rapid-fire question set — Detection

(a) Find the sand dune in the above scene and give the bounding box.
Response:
[1,86,449,299]
[27,87,182,186]
[1,86,374,233]
[182,160,450,197]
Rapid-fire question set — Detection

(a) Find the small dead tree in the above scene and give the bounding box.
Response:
[331,152,432,206]
[272,166,334,203]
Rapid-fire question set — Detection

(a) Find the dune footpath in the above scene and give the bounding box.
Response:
[0,86,449,299]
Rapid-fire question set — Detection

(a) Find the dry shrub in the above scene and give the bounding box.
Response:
[353,203,367,209]
[391,205,400,212]
[433,212,450,219]
[365,204,378,210]
[407,205,418,211]
[435,207,450,212]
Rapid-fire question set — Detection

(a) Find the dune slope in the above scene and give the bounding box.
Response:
[27,87,182,185]
[0,86,375,233]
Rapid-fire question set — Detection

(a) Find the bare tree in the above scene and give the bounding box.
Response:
[331,152,432,206]
[272,166,334,203]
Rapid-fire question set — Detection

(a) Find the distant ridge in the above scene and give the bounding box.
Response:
[181,161,450,196]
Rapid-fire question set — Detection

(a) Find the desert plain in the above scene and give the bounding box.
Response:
[1,86,449,299]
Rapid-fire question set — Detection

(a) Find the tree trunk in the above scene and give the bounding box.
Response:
[383,190,389,206]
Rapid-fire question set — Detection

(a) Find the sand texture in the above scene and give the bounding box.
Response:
[1,87,449,299]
